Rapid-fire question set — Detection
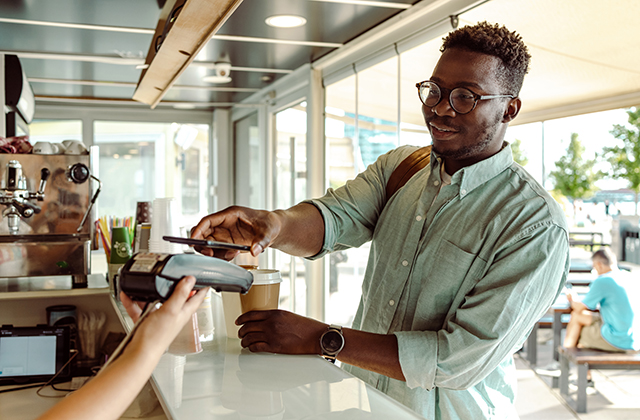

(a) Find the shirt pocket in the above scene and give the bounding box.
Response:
[414,239,485,330]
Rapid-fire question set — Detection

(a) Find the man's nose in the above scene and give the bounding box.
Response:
[433,95,456,117]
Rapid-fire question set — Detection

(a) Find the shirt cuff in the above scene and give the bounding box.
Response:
[394,330,438,390]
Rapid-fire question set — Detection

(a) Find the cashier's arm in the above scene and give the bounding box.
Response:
[236,310,406,381]
[36,278,207,420]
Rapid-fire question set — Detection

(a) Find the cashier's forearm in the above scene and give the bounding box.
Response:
[270,203,325,257]
[338,328,406,382]
[36,343,162,420]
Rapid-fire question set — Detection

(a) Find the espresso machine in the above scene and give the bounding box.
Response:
[0,153,97,288]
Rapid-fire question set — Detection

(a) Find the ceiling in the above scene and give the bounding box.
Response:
[1,0,639,126]
[0,0,414,109]
[323,0,640,130]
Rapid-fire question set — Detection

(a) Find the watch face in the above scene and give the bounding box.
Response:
[321,330,344,353]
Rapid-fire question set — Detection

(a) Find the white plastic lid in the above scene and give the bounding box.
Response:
[249,269,282,285]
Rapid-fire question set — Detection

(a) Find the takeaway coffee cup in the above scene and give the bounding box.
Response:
[222,269,281,339]
[239,269,282,313]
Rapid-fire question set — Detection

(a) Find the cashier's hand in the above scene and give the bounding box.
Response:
[119,276,207,324]
[191,206,280,261]
[237,310,326,355]
[120,277,208,356]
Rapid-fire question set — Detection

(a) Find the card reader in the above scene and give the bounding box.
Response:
[119,253,253,302]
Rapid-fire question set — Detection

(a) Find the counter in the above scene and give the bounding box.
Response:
[0,273,167,420]
[112,292,427,420]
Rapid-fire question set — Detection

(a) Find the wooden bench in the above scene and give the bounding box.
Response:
[568,231,609,251]
[558,347,640,413]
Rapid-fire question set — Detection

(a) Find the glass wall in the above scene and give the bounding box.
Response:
[356,57,399,170]
[273,102,308,314]
[29,120,83,144]
[234,112,263,208]
[94,121,209,231]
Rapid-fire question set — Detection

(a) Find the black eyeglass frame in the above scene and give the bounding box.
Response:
[415,80,515,115]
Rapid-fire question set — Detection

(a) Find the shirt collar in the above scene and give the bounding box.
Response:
[430,142,513,197]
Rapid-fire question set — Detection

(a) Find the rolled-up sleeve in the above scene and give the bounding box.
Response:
[395,223,569,390]
[304,146,419,260]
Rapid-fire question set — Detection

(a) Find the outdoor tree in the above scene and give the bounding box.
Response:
[602,107,640,215]
[549,133,600,217]
[510,138,528,167]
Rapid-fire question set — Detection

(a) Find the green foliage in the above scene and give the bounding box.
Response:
[549,133,600,201]
[601,107,640,193]
[510,138,528,167]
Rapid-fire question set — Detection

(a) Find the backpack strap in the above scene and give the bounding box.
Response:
[385,145,432,203]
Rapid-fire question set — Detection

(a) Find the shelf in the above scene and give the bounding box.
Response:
[0,274,109,300]
[133,0,243,108]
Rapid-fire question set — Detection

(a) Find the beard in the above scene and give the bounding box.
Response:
[428,110,503,160]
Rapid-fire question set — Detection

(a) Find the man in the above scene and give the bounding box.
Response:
[564,248,639,353]
[192,21,569,419]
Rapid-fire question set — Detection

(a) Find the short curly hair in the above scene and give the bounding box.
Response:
[441,21,531,96]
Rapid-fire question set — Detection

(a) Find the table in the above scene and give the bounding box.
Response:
[111,293,428,420]
[525,291,585,366]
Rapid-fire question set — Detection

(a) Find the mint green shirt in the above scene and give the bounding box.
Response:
[307,144,569,420]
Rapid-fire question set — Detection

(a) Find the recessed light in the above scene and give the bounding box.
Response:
[265,15,307,28]
[173,103,197,109]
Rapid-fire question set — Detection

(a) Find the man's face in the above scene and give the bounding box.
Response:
[421,48,517,172]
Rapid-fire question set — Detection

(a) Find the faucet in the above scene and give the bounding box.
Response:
[0,160,50,234]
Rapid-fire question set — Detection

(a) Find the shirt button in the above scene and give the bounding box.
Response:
[461,189,467,196]
[402,260,409,266]
[434,180,440,186]
[416,215,422,221]
[389,300,395,306]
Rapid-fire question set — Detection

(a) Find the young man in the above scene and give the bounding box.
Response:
[564,248,639,353]
[192,22,569,419]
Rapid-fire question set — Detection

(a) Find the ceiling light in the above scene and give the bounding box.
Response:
[203,75,232,84]
[265,15,307,28]
[173,103,197,109]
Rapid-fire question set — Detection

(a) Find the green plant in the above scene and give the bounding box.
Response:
[549,133,600,216]
[602,107,640,215]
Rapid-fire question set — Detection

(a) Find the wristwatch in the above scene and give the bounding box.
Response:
[320,324,344,363]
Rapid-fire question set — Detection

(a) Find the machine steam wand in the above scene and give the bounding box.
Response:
[0,160,50,234]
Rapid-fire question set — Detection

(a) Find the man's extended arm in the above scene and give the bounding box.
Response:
[190,202,325,259]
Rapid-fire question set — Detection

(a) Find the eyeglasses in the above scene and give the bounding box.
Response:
[415,80,515,115]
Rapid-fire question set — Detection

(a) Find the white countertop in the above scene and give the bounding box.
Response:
[112,293,426,420]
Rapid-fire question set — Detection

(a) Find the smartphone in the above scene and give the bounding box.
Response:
[162,235,251,251]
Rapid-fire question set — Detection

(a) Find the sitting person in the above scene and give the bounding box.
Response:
[564,247,639,354]
[37,276,207,420]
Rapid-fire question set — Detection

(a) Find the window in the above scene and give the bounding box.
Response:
[94,121,209,231]
[29,120,82,144]
[273,103,308,314]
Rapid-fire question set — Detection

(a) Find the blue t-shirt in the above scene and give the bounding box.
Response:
[581,270,640,350]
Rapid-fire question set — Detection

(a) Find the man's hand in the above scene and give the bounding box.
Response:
[566,291,574,304]
[190,206,281,260]
[237,310,327,355]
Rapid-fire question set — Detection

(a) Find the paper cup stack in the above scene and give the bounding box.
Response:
[148,197,183,253]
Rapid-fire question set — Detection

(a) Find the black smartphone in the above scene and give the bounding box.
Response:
[162,235,251,251]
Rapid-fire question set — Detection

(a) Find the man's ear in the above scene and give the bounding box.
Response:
[502,97,521,123]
